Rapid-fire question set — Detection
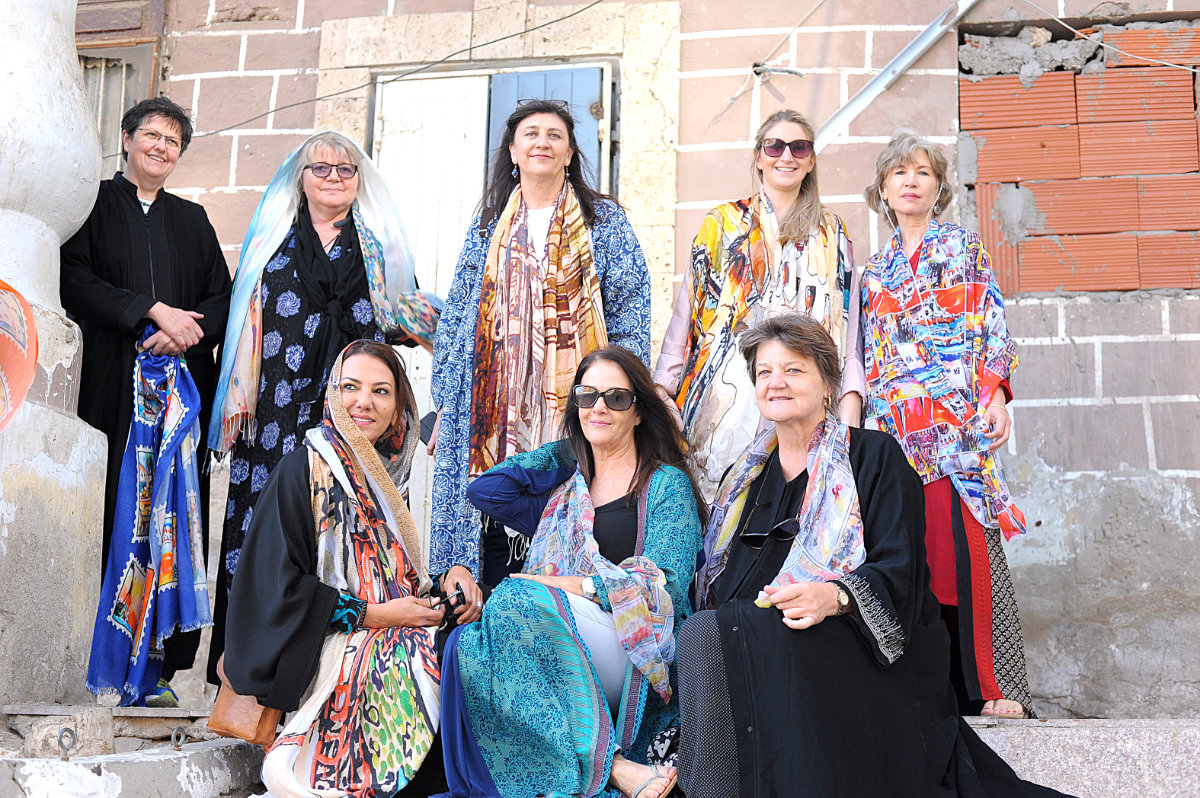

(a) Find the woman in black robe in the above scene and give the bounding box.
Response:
[675,313,1070,798]
[225,340,481,796]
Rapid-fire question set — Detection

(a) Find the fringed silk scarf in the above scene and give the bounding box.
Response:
[524,469,675,703]
[87,327,211,705]
[468,183,608,479]
[675,193,853,495]
[862,220,1025,539]
[695,414,864,610]
[263,345,439,798]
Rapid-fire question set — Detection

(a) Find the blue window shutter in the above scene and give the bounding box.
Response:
[488,67,604,189]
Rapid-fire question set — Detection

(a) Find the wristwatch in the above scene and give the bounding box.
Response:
[581,576,598,602]
[834,584,851,616]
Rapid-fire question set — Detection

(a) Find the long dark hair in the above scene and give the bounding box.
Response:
[561,346,709,526]
[479,99,618,233]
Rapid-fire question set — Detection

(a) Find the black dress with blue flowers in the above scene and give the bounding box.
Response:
[209,205,381,681]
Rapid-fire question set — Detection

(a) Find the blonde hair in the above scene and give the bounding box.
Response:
[752,110,823,245]
[293,131,361,196]
[863,128,953,223]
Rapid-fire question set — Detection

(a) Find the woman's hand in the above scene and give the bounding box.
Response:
[759,582,840,630]
[441,565,484,624]
[425,409,441,456]
[982,400,1011,450]
[511,572,587,597]
[364,596,444,629]
[146,302,204,352]
[655,384,684,432]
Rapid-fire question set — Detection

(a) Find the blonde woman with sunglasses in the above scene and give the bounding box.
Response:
[654,109,865,502]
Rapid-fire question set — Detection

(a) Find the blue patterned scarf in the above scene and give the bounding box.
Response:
[87,327,211,705]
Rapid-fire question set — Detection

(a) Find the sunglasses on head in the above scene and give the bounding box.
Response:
[739,515,800,550]
[516,97,571,111]
[572,385,637,412]
[305,162,359,180]
[761,138,814,159]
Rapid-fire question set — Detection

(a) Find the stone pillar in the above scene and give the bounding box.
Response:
[0,0,106,705]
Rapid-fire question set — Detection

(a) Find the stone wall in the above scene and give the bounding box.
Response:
[147,0,1200,718]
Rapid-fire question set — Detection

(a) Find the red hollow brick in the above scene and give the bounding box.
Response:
[972,126,1080,183]
[1078,120,1199,177]
[1138,233,1200,289]
[959,73,1076,131]
[1137,174,1200,232]
[1017,233,1139,292]
[1022,177,1138,236]
[975,183,1019,294]
[1076,67,1194,124]
[1106,28,1200,68]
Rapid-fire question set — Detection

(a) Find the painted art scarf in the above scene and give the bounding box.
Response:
[87,326,211,705]
[468,182,607,479]
[675,193,853,493]
[695,413,864,610]
[0,278,37,433]
[263,344,439,797]
[862,220,1025,539]
[208,131,441,453]
[524,468,676,703]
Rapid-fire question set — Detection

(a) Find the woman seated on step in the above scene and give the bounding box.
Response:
[437,345,705,798]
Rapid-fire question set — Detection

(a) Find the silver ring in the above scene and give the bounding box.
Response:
[476,601,482,608]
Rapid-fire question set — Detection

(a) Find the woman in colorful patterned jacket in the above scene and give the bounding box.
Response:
[429,99,650,586]
[208,131,438,682]
[653,109,863,501]
[226,340,481,797]
[859,129,1033,718]
[437,345,703,798]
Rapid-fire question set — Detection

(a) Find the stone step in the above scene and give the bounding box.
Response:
[967,718,1200,797]
[0,739,263,798]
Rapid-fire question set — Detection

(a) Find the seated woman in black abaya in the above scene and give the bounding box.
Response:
[675,313,1070,798]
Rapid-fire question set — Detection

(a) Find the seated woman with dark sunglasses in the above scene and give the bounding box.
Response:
[653,108,864,505]
[676,313,1071,798]
[436,345,705,798]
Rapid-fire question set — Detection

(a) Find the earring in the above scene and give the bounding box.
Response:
[511,164,518,179]
[565,166,571,180]
[823,396,833,411]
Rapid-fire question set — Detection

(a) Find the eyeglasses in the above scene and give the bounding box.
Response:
[137,128,183,151]
[761,138,814,159]
[305,162,359,180]
[516,97,571,111]
[572,385,637,412]
[739,514,800,550]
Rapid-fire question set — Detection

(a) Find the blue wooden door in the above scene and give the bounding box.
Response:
[488,67,604,189]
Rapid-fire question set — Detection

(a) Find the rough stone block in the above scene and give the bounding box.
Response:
[677,75,753,147]
[847,72,958,139]
[1005,299,1058,341]
[1150,401,1200,471]
[314,68,372,145]
[207,0,298,30]
[676,149,752,207]
[795,29,868,70]
[1167,297,1200,333]
[201,189,268,249]
[682,35,795,73]
[23,709,114,758]
[823,200,870,256]
[673,207,709,273]
[527,3,622,58]
[816,140,885,198]
[243,31,320,72]
[272,73,319,130]
[871,28,957,71]
[1013,403,1148,471]
[234,133,310,186]
[169,33,243,76]
[302,0,388,28]
[25,306,83,415]
[340,13,471,68]
[166,133,234,192]
[470,0,528,61]
[195,75,275,133]
[1013,342,1095,401]
[1064,296,1163,338]
[1102,340,1200,397]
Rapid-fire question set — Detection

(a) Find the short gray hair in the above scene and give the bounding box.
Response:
[863,128,953,220]
[739,313,842,400]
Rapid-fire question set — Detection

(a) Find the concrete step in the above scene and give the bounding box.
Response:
[968,718,1200,797]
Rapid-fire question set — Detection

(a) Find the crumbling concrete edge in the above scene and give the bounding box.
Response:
[0,739,262,797]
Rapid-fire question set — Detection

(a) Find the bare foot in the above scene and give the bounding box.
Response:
[608,754,676,798]
[981,699,1028,719]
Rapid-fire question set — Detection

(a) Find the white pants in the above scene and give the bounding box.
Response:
[564,591,630,718]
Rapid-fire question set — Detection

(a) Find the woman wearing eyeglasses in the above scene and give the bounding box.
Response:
[209,131,438,681]
[653,109,863,502]
[675,314,1069,798]
[860,130,1033,721]
[429,99,650,588]
[437,345,703,798]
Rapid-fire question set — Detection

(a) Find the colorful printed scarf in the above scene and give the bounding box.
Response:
[524,468,676,702]
[862,220,1025,539]
[87,327,211,705]
[0,279,37,433]
[695,413,864,610]
[209,132,439,453]
[675,193,853,495]
[468,183,608,478]
[263,344,439,797]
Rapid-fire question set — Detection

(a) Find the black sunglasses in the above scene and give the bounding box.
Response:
[517,97,571,111]
[761,138,814,158]
[739,513,800,550]
[305,162,359,180]
[572,385,637,412]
